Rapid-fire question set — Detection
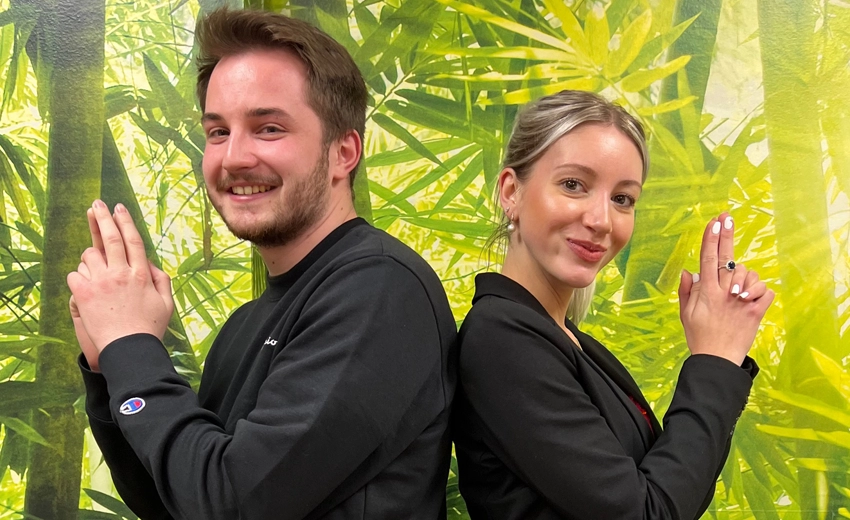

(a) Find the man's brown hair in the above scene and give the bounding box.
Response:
[196,8,368,181]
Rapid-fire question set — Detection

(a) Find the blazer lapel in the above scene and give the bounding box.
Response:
[567,323,661,446]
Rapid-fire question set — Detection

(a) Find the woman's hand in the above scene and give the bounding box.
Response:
[677,212,774,366]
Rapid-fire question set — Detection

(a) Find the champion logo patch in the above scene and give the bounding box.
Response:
[119,397,146,415]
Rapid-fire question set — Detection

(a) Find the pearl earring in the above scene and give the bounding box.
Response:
[507,221,516,232]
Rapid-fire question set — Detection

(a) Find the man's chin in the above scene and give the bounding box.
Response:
[223,219,306,249]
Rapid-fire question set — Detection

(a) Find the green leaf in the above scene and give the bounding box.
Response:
[766,388,850,428]
[352,0,379,40]
[14,221,43,252]
[104,85,136,119]
[755,424,820,441]
[400,217,492,238]
[178,282,217,329]
[143,54,195,127]
[0,247,41,264]
[384,99,498,148]
[643,119,694,174]
[83,489,139,520]
[434,151,483,211]
[585,8,610,66]
[626,14,699,74]
[0,134,44,218]
[636,96,697,116]
[810,348,850,401]
[0,416,51,448]
[367,138,467,168]
[425,46,577,63]
[372,113,444,167]
[0,152,31,224]
[432,0,573,52]
[540,0,590,57]
[0,333,65,352]
[621,55,691,92]
[741,471,780,520]
[369,181,417,215]
[314,6,361,57]
[385,145,479,205]
[484,77,601,105]
[604,10,652,78]
[0,265,40,295]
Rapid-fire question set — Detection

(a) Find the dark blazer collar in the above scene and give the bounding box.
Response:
[473,272,661,439]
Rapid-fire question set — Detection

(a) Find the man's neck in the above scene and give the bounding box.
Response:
[258,198,358,276]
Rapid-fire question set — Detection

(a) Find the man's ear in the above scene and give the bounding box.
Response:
[329,129,362,183]
[498,168,519,213]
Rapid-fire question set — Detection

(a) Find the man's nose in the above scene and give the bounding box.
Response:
[221,130,259,172]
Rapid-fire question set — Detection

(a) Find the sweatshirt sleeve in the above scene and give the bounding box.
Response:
[79,356,174,520]
[460,303,755,520]
[94,256,444,520]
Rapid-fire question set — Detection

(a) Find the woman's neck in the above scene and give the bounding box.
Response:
[501,246,573,330]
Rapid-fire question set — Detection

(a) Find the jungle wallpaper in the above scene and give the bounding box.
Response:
[0,0,848,518]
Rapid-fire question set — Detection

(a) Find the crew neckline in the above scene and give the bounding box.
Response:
[264,218,368,300]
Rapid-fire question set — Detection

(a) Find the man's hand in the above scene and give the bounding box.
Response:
[67,200,174,353]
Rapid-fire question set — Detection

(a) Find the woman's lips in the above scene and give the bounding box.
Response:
[567,239,607,262]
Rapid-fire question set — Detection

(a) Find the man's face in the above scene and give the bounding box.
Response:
[201,48,330,248]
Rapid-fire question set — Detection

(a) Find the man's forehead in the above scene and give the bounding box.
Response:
[203,49,310,116]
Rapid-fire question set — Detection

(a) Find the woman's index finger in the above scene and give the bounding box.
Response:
[699,217,721,287]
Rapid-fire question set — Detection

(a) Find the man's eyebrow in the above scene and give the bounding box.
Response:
[247,107,291,119]
[201,112,223,124]
[201,108,293,124]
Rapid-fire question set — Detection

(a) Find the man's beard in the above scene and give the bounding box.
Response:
[210,151,330,248]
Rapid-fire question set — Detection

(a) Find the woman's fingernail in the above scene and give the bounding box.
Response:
[724,216,733,229]
[712,221,721,234]
[693,273,700,283]
[731,284,740,295]
[92,199,106,209]
[115,203,127,214]
[738,291,749,299]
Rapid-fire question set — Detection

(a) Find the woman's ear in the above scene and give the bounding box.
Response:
[498,168,519,215]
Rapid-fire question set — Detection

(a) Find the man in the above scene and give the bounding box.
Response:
[68,8,457,520]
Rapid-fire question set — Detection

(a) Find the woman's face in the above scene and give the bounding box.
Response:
[503,123,644,292]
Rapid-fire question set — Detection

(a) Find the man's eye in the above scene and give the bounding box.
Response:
[207,129,228,138]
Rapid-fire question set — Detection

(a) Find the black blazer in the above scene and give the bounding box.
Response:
[453,273,758,520]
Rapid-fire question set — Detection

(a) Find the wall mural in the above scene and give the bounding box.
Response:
[0,0,848,518]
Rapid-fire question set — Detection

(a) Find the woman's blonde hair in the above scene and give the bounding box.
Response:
[492,90,648,323]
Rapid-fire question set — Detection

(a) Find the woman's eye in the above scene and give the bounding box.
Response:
[562,179,582,192]
[613,194,636,207]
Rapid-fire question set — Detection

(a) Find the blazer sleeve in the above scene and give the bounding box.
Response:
[460,300,754,520]
[91,256,445,520]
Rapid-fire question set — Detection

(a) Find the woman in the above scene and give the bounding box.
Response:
[453,90,773,520]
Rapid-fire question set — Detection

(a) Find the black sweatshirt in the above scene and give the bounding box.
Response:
[453,273,757,520]
[80,218,458,520]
